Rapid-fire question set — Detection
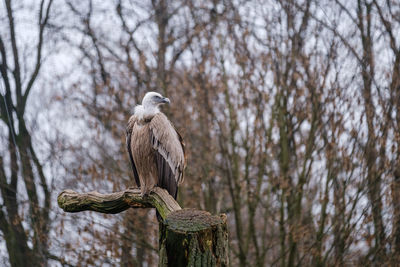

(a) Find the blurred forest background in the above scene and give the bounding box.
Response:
[0,0,400,266]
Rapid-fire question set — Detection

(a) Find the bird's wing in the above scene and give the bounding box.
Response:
[126,115,141,187]
[149,113,186,198]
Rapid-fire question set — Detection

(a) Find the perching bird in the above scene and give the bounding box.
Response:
[126,92,186,220]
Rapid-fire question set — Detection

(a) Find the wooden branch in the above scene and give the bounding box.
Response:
[58,187,229,265]
[57,187,181,219]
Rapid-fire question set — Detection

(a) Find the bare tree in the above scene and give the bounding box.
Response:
[0,0,54,266]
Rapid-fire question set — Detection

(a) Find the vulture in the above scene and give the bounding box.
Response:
[126,92,186,220]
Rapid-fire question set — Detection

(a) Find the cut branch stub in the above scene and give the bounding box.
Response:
[57,187,181,219]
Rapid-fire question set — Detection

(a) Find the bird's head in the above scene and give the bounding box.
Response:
[142,92,170,109]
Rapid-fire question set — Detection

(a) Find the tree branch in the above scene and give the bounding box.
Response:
[22,0,54,111]
[57,187,181,219]
[5,0,22,103]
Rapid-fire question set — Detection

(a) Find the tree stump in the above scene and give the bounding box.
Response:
[57,187,229,266]
[159,209,228,267]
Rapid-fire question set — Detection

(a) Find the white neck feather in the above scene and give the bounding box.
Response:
[134,104,160,120]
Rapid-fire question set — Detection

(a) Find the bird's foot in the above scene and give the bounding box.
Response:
[140,191,149,199]
[128,186,139,190]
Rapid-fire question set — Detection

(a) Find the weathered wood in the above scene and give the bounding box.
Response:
[57,187,181,219]
[57,187,229,266]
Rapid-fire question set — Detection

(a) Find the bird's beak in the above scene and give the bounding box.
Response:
[161,97,170,104]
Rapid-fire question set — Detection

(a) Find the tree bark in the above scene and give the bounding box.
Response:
[58,187,229,266]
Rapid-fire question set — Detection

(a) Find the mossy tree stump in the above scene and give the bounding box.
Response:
[57,187,228,266]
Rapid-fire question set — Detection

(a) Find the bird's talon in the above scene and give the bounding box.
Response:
[140,192,149,198]
[128,186,138,190]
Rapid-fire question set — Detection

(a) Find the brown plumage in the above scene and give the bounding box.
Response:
[126,92,186,205]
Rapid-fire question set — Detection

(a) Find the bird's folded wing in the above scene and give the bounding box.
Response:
[149,113,186,186]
